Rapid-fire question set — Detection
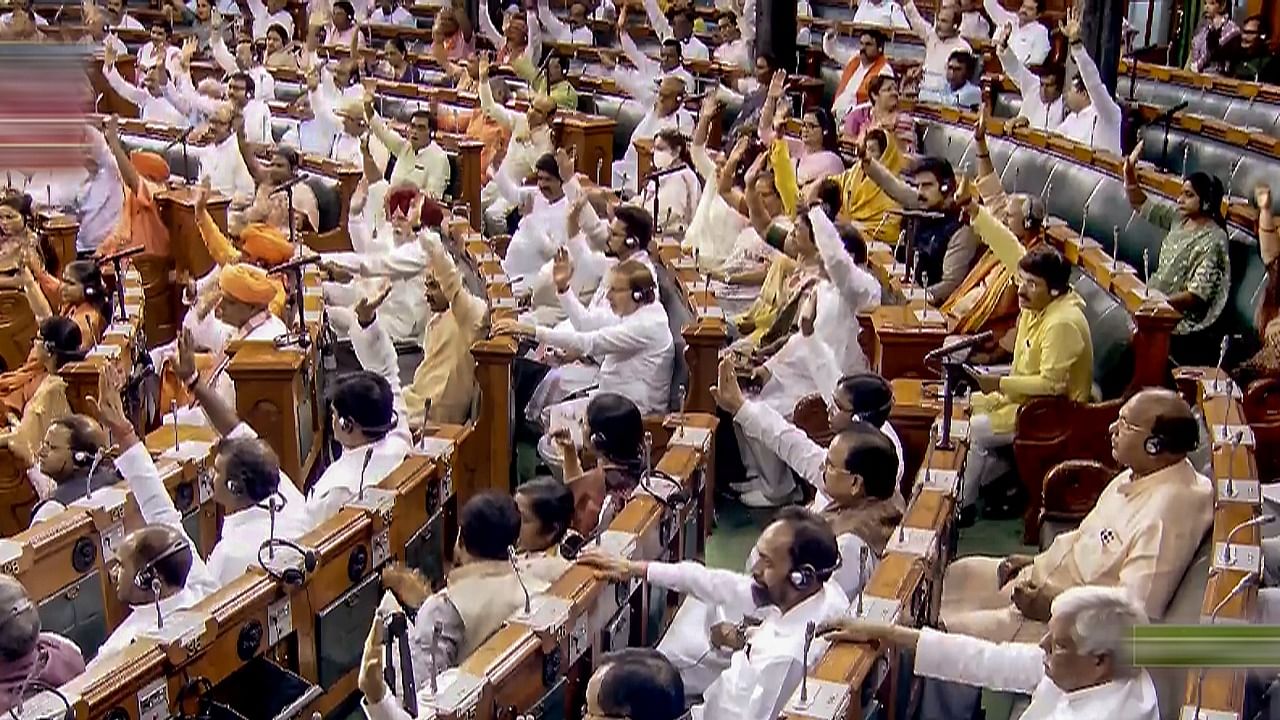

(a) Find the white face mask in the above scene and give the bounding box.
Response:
[653,148,675,170]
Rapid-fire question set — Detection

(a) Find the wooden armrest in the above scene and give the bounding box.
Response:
[1041,459,1116,523]
[792,393,833,448]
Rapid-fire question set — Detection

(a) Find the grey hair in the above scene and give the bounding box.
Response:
[0,576,40,662]
[1050,585,1147,662]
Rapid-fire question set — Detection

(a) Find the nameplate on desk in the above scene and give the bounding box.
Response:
[885,528,937,558]
[1108,261,1135,277]
[476,251,498,262]
[913,309,946,326]
[782,679,850,720]
[917,469,960,497]
[1136,287,1167,303]
[596,530,638,559]
[671,257,696,270]
[1179,708,1237,720]
[303,308,322,323]
[901,286,928,302]
[933,418,969,442]
[509,594,571,635]
[161,440,213,463]
[415,436,456,460]
[850,595,901,624]
[105,323,132,338]
[889,262,907,277]
[432,671,485,716]
[125,303,142,318]
[493,296,517,309]
[71,486,128,522]
[1201,379,1243,400]
[1217,478,1261,504]
[1212,541,1262,574]
[656,237,680,250]
[88,344,122,359]
[0,540,21,575]
[868,241,892,255]
[696,305,725,320]
[669,425,711,450]
[343,487,397,517]
[1211,425,1255,447]
[487,273,510,284]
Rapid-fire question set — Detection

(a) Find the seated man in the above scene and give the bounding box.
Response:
[167,263,290,426]
[580,508,848,720]
[994,26,1066,132]
[917,50,981,108]
[381,492,548,681]
[609,76,695,193]
[1054,6,1121,154]
[958,217,1091,516]
[306,287,412,525]
[25,415,117,525]
[942,389,1211,644]
[403,216,489,427]
[494,153,572,293]
[87,395,218,667]
[860,152,978,305]
[0,576,84,713]
[823,586,1158,718]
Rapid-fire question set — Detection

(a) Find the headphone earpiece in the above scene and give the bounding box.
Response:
[226,479,245,496]
[788,564,816,590]
[632,289,645,302]
[72,450,92,466]
[590,431,607,449]
[1144,435,1162,456]
[623,233,638,248]
[338,416,354,433]
[133,538,191,591]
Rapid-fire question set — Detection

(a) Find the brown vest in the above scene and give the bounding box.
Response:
[446,559,550,659]
[820,496,904,557]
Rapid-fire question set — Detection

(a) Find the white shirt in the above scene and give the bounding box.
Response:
[852,0,910,29]
[914,628,1159,720]
[103,64,187,125]
[904,2,973,97]
[321,221,432,343]
[0,10,48,25]
[77,128,124,253]
[306,317,412,526]
[281,115,340,156]
[554,249,655,333]
[137,42,182,76]
[998,45,1067,131]
[370,115,450,198]
[536,301,673,415]
[497,181,569,286]
[1055,44,1121,155]
[210,33,277,100]
[809,208,881,386]
[195,133,256,201]
[640,0,709,59]
[366,5,414,25]
[984,0,1050,65]
[959,10,990,40]
[646,562,847,720]
[714,38,752,70]
[536,0,593,44]
[245,0,295,39]
[207,497,312,586]
[241,98,276,146]
[90,443,220,667]
[110,13,144,29]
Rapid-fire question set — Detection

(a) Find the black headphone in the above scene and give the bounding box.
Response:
[852,395,894,425]
[226,478,245,496]
[1024,196,1047,232]
[787,556,842,590]
[72,450,93,467]
[257,538,318,586]
[1143,417,1197,456]
[134,537,191,591]
[623,232,638,249]
[338,411,399,435]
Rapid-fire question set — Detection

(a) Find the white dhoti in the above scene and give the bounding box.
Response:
[656,597,737,700]
[938,556,1046,644]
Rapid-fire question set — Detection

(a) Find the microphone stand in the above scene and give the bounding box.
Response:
[935,357,964,451]
[111,254,129,322]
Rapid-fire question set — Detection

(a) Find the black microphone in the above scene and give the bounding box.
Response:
[1145,100,1189,127]
[163,125,195,150]
[267,254,322,275]
[887,208,947,219]
[644,162,689,186]
[269,173,308,195]
[923,331,995,363]
[96,245,146,266]
[507,545,532,614]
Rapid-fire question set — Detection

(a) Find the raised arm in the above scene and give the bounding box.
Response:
[210,28,239,74]
[1062,7,1119,127]
[102,60,149,109]
[902,0,936,43]
[478,3,502,48]
[822,30,856,67]
[477,57,518,129]
[1122,140,1149,211]
[537,0,571,42]
[982,0,1014,30]
[809,206,879,312]
[995,28,1037,99]
[423,229,486,329]
[101,116,141,194]
[861,148,919,207]
[641,0,672,38]
[367,107,408,156]
[235,123,268,184]
[743,152,774,238]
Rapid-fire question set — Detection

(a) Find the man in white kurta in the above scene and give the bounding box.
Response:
[612,77,696,193]
[940,389,1213,644]
[1055,12,1122,155]
[982,0,1050,66]
[821,585,1159,719]
[903,0,972,101]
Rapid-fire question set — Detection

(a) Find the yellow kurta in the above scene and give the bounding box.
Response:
[8,373,71,464]
[403,237,488,426]
[966,207,1093,435]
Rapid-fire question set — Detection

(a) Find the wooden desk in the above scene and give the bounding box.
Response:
[888,378,966,495]
[871,306,951,381]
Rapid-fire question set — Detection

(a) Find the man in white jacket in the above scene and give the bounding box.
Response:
[821,585,1159,720]
[579,509,848,720]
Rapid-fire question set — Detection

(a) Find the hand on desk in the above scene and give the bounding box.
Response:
[576,551,647,582]
[818,618,921,651]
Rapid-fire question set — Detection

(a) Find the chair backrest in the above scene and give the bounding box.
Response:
[1118,76,1280,137]
[303,174,342,233]
[655,261,692,412]
[1069,267,1135,400]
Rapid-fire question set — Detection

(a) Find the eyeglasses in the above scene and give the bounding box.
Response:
[1114,415,1148,435]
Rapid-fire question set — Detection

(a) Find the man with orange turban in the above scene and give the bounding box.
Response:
[193,182,290,317]
[96,117,172,259]
[164,262,291,425]
[320,185,446,344]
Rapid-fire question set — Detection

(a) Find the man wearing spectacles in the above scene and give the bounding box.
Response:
[25,415,114,526]
[823,585,1158,719]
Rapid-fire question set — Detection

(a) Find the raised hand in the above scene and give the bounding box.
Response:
[994,22,1012,50]
[551,247,574,294]
[1059,3,1082,44]
[766,68,787,100]
[354,281,393,326]
[1255,184,1272,210]
[973,104,987,145]
[1124,139,1144,178]
[357,619,386,703]
[479,51,491,78]
[709,357,745,414]
[555,147,575,185]
[193,178,211,212]
[175,328,199,386]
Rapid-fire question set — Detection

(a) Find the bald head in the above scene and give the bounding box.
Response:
[0,576,39,662]
[116,525,193,605]
[656,77,685,116]
[1111,388,1200,473]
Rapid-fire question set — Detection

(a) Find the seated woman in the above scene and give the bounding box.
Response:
[684,95,751,273]
[512,477,574,581]
[841,75,917,155]
[545,393,648,537]
[830,129,902,244]
[0,194,48,285]
[633,129,702,237]
[758,70,845,192]
[493,258,674,417]
[1236,184,1277,385]
[0,317,84,463]
[26,259,113,351]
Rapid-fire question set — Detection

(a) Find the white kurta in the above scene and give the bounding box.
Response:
[194,134,256,201]
[1054,45,1121,155]
[305,316,412,526]
[913,628,1159,720]
[998,46,1067,131]
[982,0,1051,66]
[852,0,910,28]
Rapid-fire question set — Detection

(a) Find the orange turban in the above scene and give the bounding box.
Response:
[129,151,170,182]
[240,224,295,266]
[219,263,277,307]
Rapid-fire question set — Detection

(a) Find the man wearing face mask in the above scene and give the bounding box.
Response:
[823,586,1159,719]
[579,508,848,720]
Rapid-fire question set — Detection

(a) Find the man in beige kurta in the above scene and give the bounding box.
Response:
[940,389,1214,643]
